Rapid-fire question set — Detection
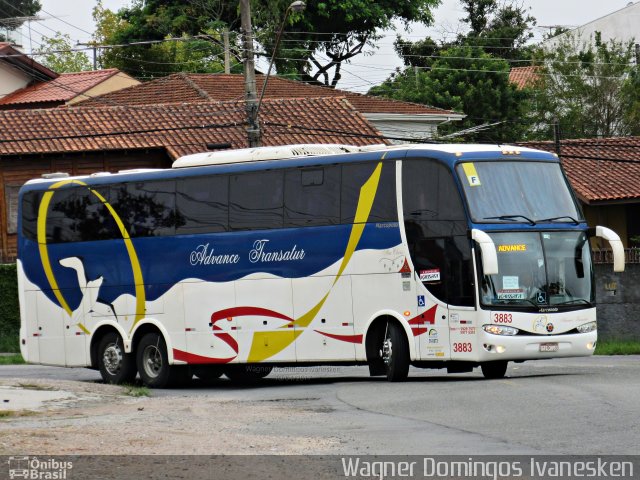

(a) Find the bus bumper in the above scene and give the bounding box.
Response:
[476,330,598,362]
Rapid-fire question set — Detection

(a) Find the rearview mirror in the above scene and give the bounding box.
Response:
[592,226,625,273]
[471,229,498,275]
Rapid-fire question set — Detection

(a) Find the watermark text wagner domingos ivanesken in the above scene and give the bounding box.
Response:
[341,457,634,480]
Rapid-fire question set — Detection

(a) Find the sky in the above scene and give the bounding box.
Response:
[14,0,636,92]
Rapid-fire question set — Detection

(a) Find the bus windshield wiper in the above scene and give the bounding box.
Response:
[554,298,591,306]
[483,215,536,226]
[537,216,580,224]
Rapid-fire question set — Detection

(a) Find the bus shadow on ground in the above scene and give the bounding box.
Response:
[154,370,584,391]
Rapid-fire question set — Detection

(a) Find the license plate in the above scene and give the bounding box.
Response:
[539,343,559,352]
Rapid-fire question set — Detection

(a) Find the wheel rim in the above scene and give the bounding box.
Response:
[142,344,163,379]
[103,343,123,376]
[381,334,393,366]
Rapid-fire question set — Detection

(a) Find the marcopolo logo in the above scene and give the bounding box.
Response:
[7,457,72,479]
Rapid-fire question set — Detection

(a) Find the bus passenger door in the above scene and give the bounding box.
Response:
[293,275,356,362]
[447,305,477,361]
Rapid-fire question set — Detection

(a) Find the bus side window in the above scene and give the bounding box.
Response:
[284,166,340,227]
[341,162,397,224]
[21,191,42,241]
[230,171,284,230]
[110,181,176,237]
[176,175,229,234]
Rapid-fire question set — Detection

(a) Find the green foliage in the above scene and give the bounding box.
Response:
[0,354,25,365]
[94,0,441,86]
[93,0,237,77]
[595,340,640,355]
[0,264,19,353]
[37,33,92,73]
[370,45,529,142]
[528,32,640,140]
[381,0,536,142]
[0,0,41,40]
[395,0,536,66]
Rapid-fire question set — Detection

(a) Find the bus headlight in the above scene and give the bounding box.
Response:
[576,321,597,334]
[483,325,519,336]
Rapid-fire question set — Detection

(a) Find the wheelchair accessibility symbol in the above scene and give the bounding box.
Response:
[536,292,547,304]
[418,295,426,307]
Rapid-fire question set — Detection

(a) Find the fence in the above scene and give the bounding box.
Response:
[592,248,640,265]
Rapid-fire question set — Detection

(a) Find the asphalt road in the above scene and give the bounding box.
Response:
[2,356,638,455]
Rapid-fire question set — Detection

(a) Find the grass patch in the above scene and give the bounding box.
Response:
[595,340,640,355]
[122,384,150,397]
[0,354,25,365]
[17,382,58,391]
[0,409,37,418]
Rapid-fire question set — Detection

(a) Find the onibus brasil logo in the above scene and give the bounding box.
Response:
[7,457,72,479]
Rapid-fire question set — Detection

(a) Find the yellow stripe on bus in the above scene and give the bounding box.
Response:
[36,179,146,332]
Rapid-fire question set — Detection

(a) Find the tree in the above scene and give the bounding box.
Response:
[529,32,640,139]
[38,33,92,73]
[395,0,536,67]
[369,45,529,142]
[0,0,40,41]
[94,0,441,87]
[92,0,233,77]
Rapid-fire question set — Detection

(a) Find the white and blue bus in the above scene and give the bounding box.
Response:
[17,144,624,387]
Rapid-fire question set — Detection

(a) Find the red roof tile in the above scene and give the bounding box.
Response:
[76,73,457,115]
[509,66,541,89]
[521,137,640,203]
[0,69,122,106]
[0,97,385,159]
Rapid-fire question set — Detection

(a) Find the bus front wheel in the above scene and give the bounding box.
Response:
[481,360,508,379]
[381,322,409,382]
[97,332,137,385]
[136,332,191,388]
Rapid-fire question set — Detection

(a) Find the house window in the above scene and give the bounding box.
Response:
[5,185,21,235]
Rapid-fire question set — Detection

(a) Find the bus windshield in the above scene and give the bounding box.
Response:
[479,231,594,308]
[456,161,583,224]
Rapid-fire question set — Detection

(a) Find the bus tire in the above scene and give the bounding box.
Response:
[381,322,410,382]
[481,360,508,379]
[224,364,273,383]
[97,331,137,385]
[136,332,190,388]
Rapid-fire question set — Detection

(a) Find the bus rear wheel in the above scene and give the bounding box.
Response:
[136,332,191,388]
[481,360,508,379]
[381,322,409,382]
[97,332,137,385]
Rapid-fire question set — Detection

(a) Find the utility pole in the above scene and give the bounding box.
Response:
[240,0,261,147]
[553,117,561,156]
[223,29,231,74]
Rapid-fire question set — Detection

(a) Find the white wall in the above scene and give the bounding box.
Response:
[0,62,31,99]
[544,2,640,49]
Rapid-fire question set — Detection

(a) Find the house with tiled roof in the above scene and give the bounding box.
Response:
[522,137,640,248]
[508,66,541,90]
[0,96,384,261]
[74,73,465,143]
[0,42,57,97]
[0,43,139,110]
